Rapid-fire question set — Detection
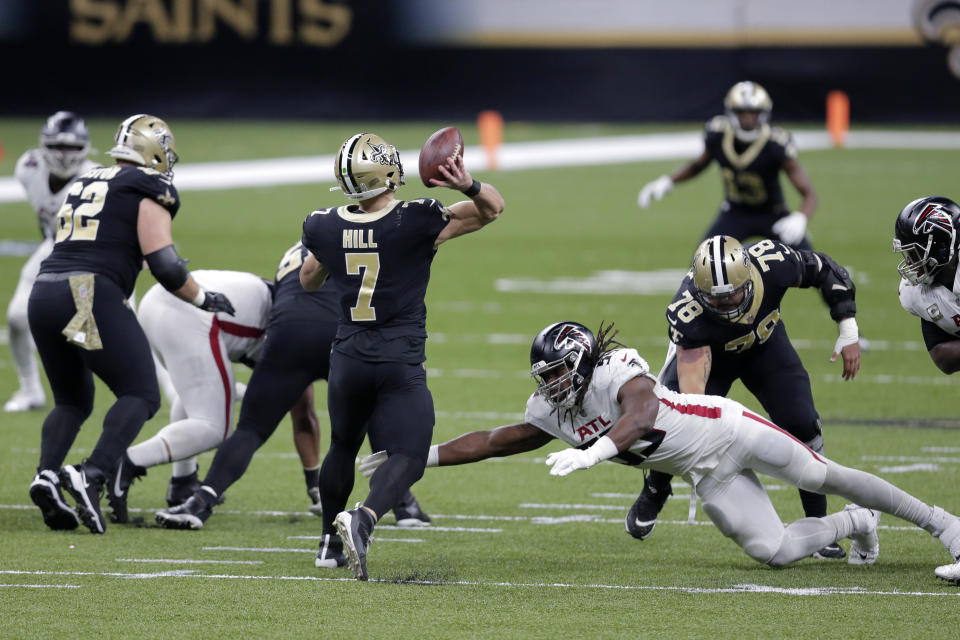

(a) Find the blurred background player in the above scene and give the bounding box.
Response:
[637,81,818,249]
[155,240,433,538]
[628,235,860,560]
[298,132,503,580]
[27,114,235,534]
[894,195,960,375]
[6,111,97,412]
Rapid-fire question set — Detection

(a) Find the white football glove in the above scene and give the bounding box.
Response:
[771,211,808,246]
[358,450,388,478]
[637,175,674,208]
[545,436,619,477]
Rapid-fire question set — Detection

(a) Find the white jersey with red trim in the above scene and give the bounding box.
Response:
[15,149,98,238]
[898,277,960,339]
[525,347,741,477]
[141,270,272,362]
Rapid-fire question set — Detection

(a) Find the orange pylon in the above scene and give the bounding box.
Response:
[827,91,849,148]
[477,110,503,170]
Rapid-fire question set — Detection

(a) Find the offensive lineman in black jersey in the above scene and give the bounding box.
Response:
[638,81,819,250]
[27,114,235,534]
[298,132,504,579]
[155,241,432,542]
[627,235,861,560]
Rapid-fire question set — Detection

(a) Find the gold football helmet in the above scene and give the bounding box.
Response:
[107,114,179,177]
[724,81,773,141]
[333,132,405,200]
[691,236,760,322]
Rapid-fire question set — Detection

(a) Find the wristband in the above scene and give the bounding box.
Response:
[837,317,858,341]
[588,435,620,463]
[191,288,207,307]
[462,179,481,198]
[426,444,439,467]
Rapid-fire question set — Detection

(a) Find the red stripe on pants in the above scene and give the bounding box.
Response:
[208,318,231,439]
[742,410,825,462]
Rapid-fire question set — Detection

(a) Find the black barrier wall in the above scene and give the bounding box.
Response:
[2,0,959,123]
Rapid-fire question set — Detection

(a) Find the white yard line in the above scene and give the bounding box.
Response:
[0,569,955,597]
[2,129,959,203]
[116,558,263,565]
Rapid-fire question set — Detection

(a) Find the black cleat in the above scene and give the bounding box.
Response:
[166,472,201,508]
[106,453,146,523]
[335,508,373,581]
[812,542,847,560]
[315,533,347,568]
[393,492,431,527]
[155,492,214,530]
[29,469,79,531]
[60,463,106,534]
[625,481,672,541]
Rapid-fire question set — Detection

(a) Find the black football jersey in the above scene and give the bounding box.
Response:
[269,240,339,327]
[703,116,796,216]
[666,239,812,355]
[40,165,180,297]
[301,198,450,342]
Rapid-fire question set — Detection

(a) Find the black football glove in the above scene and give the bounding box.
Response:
[199,290,236,316]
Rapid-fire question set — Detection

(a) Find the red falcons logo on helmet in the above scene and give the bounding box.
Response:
[554,325,590,351]
[913,203,954,235]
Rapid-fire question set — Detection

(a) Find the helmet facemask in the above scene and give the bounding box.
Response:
[893,197,960,286]
[894,235,949,285]
[724,81,773,142]
[39,111,91,180]
[531,349,586,409]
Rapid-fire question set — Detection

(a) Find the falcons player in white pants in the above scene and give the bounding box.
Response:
[362,321,960,584]
[107,270,271,521]
[6,112,98,412]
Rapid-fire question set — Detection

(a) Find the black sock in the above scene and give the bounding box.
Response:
[303,466,320,493]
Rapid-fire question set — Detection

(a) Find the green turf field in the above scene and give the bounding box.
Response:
[1,121,959,638]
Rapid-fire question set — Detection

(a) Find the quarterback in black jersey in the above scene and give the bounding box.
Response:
[628,236,861,559]
[156,241,432,542]
[298,132,504,580]
[638,81,819,249]
[27,114,234,535]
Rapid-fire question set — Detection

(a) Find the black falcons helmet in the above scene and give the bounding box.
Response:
[893,196,960,286]
[39,111,91,179]
[530,322,597,409]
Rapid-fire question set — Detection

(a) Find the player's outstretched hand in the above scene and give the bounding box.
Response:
[200,290,236,316]
[830,318,860,380]
[637,175,673,208]
[546,448,599,476]
[772,211,808,246]
[359,450,388,478]
[429,152,473,191]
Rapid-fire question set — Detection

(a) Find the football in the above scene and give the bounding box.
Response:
[419,126,464,187]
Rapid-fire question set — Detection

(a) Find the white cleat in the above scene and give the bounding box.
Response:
[845,504,880,565]
[4,389,46,412]
[935,561,960,584]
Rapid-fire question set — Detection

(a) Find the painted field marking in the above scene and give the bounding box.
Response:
[116,558,263,565]
[1,569,957,597]
[0,583,80,589]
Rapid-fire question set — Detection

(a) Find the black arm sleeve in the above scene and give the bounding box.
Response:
[797,250,856,321]
[921,318,958,351]
[144,244,189,292]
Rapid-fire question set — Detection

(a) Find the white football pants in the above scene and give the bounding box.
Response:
[6,237,53,396]
[694,407,944,566]
[128,288,237,472]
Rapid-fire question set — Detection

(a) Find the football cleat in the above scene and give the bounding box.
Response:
[29,469,79,531]
[155,492,214,530]
[812,542,847,560]
[60,463,106,534]
[106,453,146,523]
[625,481,672,540]
[166,472,201,508]
[934,561,960,585]
[3,388,46,413]
[315,533,347,569]
[308,487,323,517]
[393,492,431,527]
[845,504,881,565]
[335,507,373,581]
[937,513,960,561]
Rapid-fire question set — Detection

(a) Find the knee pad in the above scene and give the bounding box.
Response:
[804,434,824,455]
[794,457,828,492]
[703,501,780,564]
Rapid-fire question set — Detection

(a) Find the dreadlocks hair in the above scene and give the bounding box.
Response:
[595,321,623,358]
